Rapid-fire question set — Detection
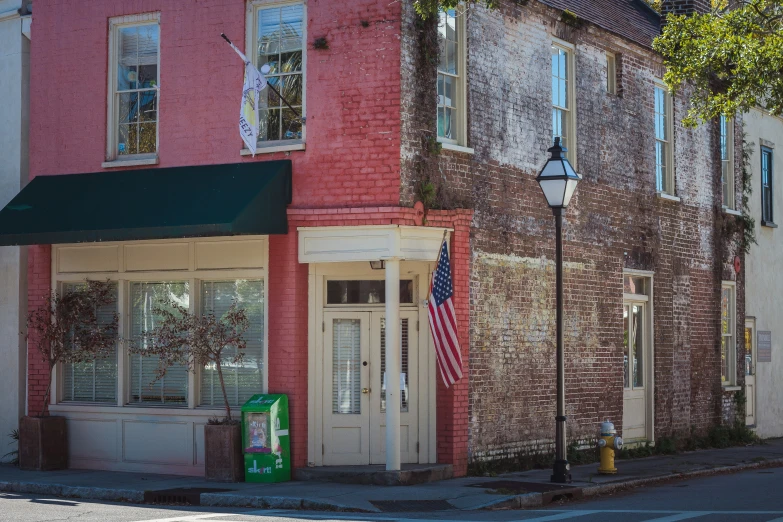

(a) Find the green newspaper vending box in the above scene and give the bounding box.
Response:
[241,394,291,483]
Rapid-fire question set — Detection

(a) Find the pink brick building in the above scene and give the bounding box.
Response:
[1,0,747,480]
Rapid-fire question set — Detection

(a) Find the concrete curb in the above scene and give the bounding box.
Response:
[0,481,144,503]
[200,492,373,512]
[580,457,783,498]
[478,457,783,510]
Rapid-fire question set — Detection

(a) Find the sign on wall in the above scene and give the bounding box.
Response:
[758,331,772,363]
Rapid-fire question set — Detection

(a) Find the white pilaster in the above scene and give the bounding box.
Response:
[384,258,401,471]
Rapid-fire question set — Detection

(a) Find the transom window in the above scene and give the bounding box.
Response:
[107,14,160,161]
[251,1,305,144]
[326,280,414,305]
[720,115,735,209]
[654,83,674,194]
[761,146,774,224]
[437,8,466,145]
[721,282,736,386]
[552,43,575,163]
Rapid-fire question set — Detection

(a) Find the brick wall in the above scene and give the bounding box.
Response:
[29,0,402,208]
[400,0,744,465]
[661,0,711,16]
[26,244,51,417]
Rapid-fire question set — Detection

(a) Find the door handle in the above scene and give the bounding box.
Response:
[362,388,370,394]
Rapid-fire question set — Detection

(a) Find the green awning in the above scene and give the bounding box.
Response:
[0,161,292,246]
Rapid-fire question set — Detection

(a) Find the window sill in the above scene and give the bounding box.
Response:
[761,221,778,228]
[241,142,305,156]
[722,385,742,392]
[50,403,223,415]
[723,207,742,217]
[102,156,159,169]
[439,142,475,155]
[656,192,681,203]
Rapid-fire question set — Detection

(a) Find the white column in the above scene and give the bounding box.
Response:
[384,258,401,471]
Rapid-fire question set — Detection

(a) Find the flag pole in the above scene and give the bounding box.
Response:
[220,33,302,120]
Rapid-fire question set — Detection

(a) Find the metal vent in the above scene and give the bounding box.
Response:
[370,499,454,512]
[143,487,231,506]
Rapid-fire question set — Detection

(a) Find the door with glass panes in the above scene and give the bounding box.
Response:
[322,310,419,465]
[623,301,647,441]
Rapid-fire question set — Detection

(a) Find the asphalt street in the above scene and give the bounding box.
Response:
[0,466,781,522]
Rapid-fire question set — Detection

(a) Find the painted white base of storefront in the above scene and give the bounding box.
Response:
[47,406,220,476]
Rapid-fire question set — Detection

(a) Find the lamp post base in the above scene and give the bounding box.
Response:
[551,459,572,483]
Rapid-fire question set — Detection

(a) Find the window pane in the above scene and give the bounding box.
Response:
[200,280,265,408]
[623,276,645,295]
[623,305,629,389]
[139,91,157,122]
[138,122,156,154]
[129,282,189,406]
[61,283,118,403]
[333,319,361,414]
[118,124,135,155]
[326,280,414,305]
[721,337,728,383]
[380,317,409,413]
[118,92,138,124]
[632,305,643,388]
[745,327,753,376]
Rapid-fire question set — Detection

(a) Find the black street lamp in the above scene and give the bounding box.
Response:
[536,137,582,484]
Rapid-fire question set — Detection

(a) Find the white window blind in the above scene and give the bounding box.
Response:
[200,280,265,407]
[129,281,189,406]
[332,319,361,414]
[380,317,409,413]
[61,282,118,403]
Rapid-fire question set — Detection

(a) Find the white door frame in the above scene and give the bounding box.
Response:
[307,261,437,467]
[745,317,757,426]
[622,269,655,444]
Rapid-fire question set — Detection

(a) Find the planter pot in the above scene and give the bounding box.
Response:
[19,416,67,471]
[205,423,244,482]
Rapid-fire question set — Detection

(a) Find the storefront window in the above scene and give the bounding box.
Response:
[200,280,265,407]
[61,282,119,403]
[129,281,190,406]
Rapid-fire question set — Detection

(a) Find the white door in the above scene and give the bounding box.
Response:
[323,312,371,465]
[623,302,647,441]
[323,310,419,465]
[745,320,756,426]
[370,311,419,465]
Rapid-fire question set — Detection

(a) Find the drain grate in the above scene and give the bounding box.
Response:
[143,487,231,506]
[471,480,583,504]
[370,499,454,512]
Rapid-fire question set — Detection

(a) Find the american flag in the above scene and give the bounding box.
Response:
[428,240,463,387]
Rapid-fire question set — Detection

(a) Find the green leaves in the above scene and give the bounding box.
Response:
[654,0,783,125]
[413,0,498,20]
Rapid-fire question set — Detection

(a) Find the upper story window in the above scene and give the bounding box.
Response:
[654,82,674,194]
[761,146,774,225]
[250,1,305,145]
[552,42,575,164]
[106,13,160,164]
[721,115,735,209]
[606,52,617,95]
[437,8,467,147]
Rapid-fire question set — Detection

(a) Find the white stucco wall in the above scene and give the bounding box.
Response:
[744,108,783,439]
[0,0,28,460]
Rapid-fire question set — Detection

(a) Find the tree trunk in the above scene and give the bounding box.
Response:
[41,361,55,417]
[215,359,232,422]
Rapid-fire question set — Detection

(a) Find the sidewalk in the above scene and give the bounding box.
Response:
[1,438,782,512]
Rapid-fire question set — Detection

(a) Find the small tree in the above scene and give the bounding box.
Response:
[132,300,250,422]
[26,281,119,416]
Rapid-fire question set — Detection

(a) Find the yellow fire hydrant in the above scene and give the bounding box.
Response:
[597,420,623,474]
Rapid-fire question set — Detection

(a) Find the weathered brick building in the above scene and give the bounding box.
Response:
[0,0,746,479]
[399,0,747,465]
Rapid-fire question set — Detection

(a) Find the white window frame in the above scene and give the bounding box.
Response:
[48,238,269,413]
[721,115,736,210]
[654,79,675,196]
[606,52,617,95]
[436,6,468,150]
[552,38,577,166]
[104,12,161,167]
[245,0,307,153]
[721,281,737,387]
